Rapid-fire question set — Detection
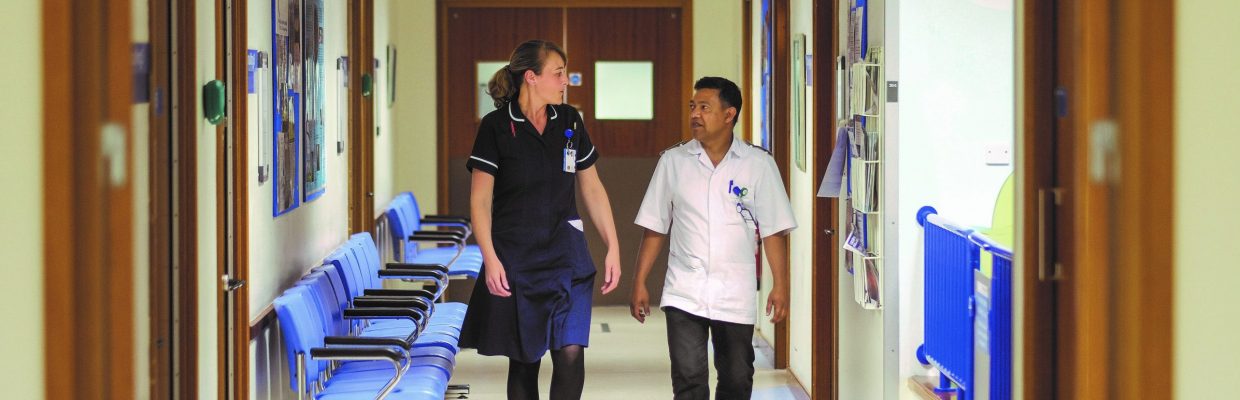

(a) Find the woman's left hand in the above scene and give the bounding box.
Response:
[600,249,621,294]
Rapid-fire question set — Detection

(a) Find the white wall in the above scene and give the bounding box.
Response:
[824,1,1015,399]
[392,0,438,213]
[0,1,43,397]
[894,1,1014,399]
[836,1,890,399]
[1174,0,1240,396]
[247,0,354,397]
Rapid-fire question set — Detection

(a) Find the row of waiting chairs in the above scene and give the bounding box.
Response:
[383,192,483,280]
[275,222,475,399]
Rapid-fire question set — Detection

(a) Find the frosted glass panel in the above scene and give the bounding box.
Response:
[477,61,508,119]
[594,61,654,120]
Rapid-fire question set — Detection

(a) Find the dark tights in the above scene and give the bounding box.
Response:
[506,345,585,400]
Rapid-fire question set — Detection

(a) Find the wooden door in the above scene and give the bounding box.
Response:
[564,8,684,156]
[1023,0,1173,398]
[43,0,135,397]
[565,7,683,306]
[439,7,563,302]
[811,0,839,396]
[440,7,564,216]
[440,6,685,306]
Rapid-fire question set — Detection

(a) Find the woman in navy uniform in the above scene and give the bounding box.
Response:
[459,39,622,400]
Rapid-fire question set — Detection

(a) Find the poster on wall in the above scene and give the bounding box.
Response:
[272,0,302,216]
[302,0,326,202]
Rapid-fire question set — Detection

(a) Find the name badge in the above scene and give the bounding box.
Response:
[563,148,577,173]
[563,127,577,173]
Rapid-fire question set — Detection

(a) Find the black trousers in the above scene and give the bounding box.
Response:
[663,306,755,400]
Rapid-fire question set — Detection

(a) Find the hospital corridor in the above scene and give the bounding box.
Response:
[3,0,1238,399]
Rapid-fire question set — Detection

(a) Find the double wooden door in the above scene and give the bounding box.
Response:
[440,5,686,305]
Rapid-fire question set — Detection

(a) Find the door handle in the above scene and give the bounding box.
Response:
[1037,188,1064,281]
[222,274,246,292]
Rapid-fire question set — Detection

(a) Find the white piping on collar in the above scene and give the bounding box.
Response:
[684,136,747,158]
[508,102,558,121]
[508,102,524,122]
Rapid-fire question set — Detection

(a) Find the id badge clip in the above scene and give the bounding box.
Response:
[563,128,577,173]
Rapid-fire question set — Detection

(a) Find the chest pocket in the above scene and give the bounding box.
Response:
[722,180,758,229]
[495,131,542,188]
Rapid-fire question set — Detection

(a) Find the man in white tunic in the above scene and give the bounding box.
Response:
[630,77,797,400]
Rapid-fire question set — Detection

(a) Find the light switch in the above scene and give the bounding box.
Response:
[985,143,1012,166]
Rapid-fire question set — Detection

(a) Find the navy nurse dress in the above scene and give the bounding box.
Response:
[458,102,599,363]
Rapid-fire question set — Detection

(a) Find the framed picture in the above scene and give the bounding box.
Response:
[272,0,302,216]
[387,45,397,107]
[792,34,806,172]
[302,0,327,203]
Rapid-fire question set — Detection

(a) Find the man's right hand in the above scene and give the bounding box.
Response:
[484,259,511,297]
[630,284,651,323]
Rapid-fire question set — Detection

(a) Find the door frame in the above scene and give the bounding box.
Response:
[433,0,694,214]
[173,0,203,396]
[811,0,839,397]
[149,0,176,396]
[1109,1,1173,396]
[219,0,253,397]
[1019,0,1056,396]
[349,0,377,235]
[768,0,792,370]
[42,0,135,397]
[1020,0,1174,397]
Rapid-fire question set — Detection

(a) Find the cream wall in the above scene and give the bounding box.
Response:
[694,0,743,80]
[786,0,816,391]
[734,0,817,392]
[196,0,220,398]
[373,0,395,215]
[247,0,354,397]
[392,0,439,214]
[132,0,152,397]
[0,0,43,397]
[743,0,816,392]
[1174,0,1240,396]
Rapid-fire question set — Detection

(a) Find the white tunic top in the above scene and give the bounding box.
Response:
[634,136,797,325]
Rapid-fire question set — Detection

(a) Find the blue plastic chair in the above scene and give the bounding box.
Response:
[384,193,483,279]
[274,285,453,400]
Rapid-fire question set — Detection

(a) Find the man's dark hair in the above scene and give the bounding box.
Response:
[694,76,743,126]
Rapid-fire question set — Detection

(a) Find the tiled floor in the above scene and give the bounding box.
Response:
[447,306,810,399]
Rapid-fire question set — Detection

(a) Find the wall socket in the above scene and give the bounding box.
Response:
[985,143,1013,166]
